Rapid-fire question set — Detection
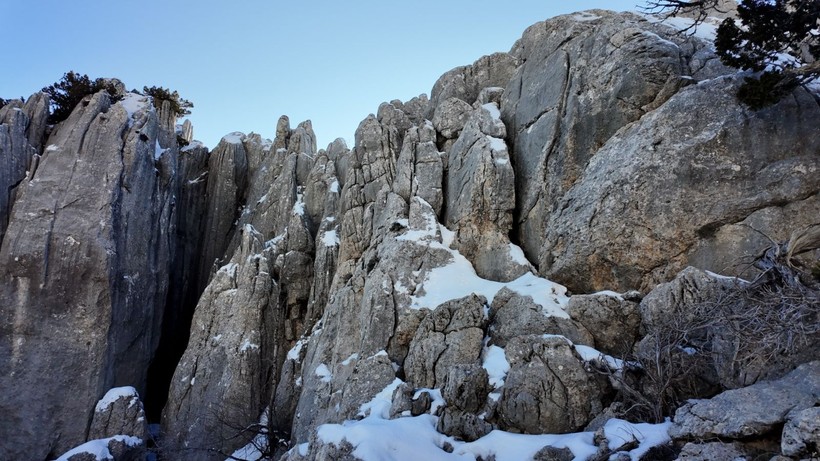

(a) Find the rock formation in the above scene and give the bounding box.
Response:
[0,7,818,461]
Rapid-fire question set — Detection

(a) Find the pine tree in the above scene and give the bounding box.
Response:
[715,0,819,109]
[645,0,819,109]
[42,71,122,124]
[142,86,193,118]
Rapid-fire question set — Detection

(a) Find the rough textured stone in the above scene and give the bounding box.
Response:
[675,441,752,461]
[437,408,494,442]
[670,361,820,440]
[533,445,574,461]
[503,11,701,275]
[89,387,149,441]
[539,73,820,293]
[163,228,282,460]
[197,133,249,291]
[404,295,486,389]
[442,364,490,413]
[428,52,520,118]
[567,292,640,356]
[489,288,592,347]
[0,91,176,459]
[393,122,445,215]
[444,104,530,282]
[495,335,606,434]
[781,407,820,458]
[0,93,49,246]
[432,97,474,140]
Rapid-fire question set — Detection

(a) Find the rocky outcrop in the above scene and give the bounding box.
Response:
[539,73,820,292]
[670,361,820,441]
[0,93,49,245]
[444,103,531,282]
[89,387,149,442]
[0,90,177,459]
[162,227,282,460]
[495,335,606,434]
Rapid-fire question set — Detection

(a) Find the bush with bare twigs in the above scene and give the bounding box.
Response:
[602,225,820,423]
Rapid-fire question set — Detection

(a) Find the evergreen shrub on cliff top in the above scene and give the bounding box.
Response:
[143,85,193,118]
[645,0,819,109]
[42,71,122,124]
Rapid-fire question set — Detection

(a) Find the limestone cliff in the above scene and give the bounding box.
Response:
[0,8,818,461]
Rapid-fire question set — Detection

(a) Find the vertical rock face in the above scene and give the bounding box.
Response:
[0,91,178,459]
[0,93,49,246]
[163,227,281,460]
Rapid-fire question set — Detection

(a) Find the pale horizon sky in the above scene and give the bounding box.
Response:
[2,1,637,149]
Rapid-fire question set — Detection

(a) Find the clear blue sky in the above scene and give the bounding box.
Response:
[2,0,637,149]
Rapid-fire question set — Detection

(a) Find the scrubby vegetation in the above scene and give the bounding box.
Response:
[40,72,195,125]
[143,86,193,118]
[42,71,122,124]
[644,0,820,109]
[606,225,820,423]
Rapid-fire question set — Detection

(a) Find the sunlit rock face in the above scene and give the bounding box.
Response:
[2,7,819,461]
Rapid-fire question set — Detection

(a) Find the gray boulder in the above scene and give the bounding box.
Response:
[495,335,606,434]
[502,11,699,275]
[670,361,820,440]
[781,407,820,458]
[444,104,531,282]
[89,387,149,441]
[428,52,520,118]
[489,288,592,347]
[404,294,486,389]
[540,73,820,292]
[432,97,473,140]
[567,292,640,356]
[675,441,752,461]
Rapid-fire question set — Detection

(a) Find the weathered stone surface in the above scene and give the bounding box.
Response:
[437,408,493,442]
[489,288,592,347]
[495,335,606,434]
[393,122,445,215]
[675,441,752,461]
[163,227,281,460]
[503,11,700,274]
[781,407,820,458]
[670,361,820,440]
[539,73,820,292]
[0,91,176,459]
[444,104,530,282]
[567,292,640,356]
[89,387,149,441]
[404,294,486,389]
[432,97,474,140]
[533,445,574,461]
[56,436,146,461]
[442,364,490,413]
[197,133,249,291]
[428,52,520,118]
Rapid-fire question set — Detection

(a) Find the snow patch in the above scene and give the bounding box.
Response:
[482,345,509,389]
[322,229,340,247]
[481,103,501,120]
[56,436,143,461]
[287,338,308,361]
[315,363,332,382]
[358,378,403,419]
[507,243,529,266]
[487,136,506,153]
[222,132,244,144]
[593,290,624,301]
[240,339,259,352]
[154,140,166,160]
[329,179,340,193]
[95,386,139,412]
[119,92,149,120]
